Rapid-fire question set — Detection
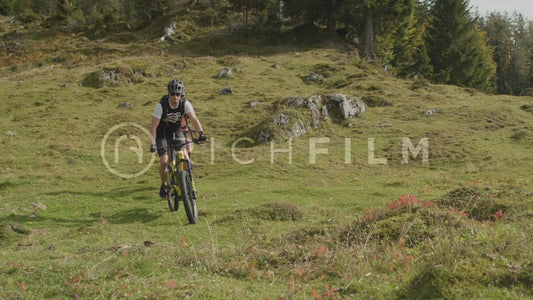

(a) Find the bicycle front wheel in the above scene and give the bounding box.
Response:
[167,164,178,212]
[179,170,198,224]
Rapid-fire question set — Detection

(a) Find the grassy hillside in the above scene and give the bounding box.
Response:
[1,16,532,299]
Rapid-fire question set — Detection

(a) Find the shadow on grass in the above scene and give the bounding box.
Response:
[0,186,166,226]
[3,207,161,228]
[2,213,96,227]
[43,185,155,199]
[91,208,160,224]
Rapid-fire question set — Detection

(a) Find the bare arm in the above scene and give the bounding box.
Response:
[186,111,204,134]
[150,116,160,144]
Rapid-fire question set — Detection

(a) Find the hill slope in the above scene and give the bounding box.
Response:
[1,21,532,298]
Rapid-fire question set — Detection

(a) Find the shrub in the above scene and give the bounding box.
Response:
[19,8,38,23]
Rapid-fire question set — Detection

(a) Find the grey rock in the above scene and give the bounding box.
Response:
[274,113,290,126]
[218,67,233,78]
[306,73,324,82]
[220,87,233,95]
[119,102,133,109]
[423,109,439,115]
[328,94,366,119]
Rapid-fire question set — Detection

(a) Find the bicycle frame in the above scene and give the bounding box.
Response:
[165,137,200,224]
[169,144,197,200]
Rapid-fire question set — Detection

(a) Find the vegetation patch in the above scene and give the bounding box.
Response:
[81,64,153,88]
[438,186,508,221]
[311,63,343,78]
[0,222,30,244]
[520,104,533,113]
[341,195,469,248]
[243,108,310,144]
[362,95,393,107]
[217,202,304,223]
[510,128,531,141]
[247,201,304,221]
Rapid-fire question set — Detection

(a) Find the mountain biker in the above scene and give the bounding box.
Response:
[150,79,207,198]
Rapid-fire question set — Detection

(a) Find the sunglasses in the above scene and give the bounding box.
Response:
[170,93,182,97]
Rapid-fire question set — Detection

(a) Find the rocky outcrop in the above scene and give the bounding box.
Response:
[252,94,367,143]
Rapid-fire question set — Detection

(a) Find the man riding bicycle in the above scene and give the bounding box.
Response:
[150,79,207,198]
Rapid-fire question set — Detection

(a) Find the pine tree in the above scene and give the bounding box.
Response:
[529,20,533,92]
[425,0,496,92]
[484,12,514,94]
[0,0,10,15]
[507,14,530,95]
[228,0,274,26]
[283,0,345,32]
[339,0,413,59]
[390,12,431,77]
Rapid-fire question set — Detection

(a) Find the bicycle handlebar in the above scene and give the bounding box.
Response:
[168,131,206,149]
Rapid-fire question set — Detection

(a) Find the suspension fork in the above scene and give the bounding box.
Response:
[169,149,180,196]
[186,159,198,200]
[176,148,198,200]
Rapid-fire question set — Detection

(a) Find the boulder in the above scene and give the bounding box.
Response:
[159,21,177,42]
[119,102,133,109]
[274,113,290,126]
[220,87,233,95]
[290,119,307,138]
[423,109,439,115]
[257,129,273,144]
[251,93,366,144]
[218,67,233,78]
[272,113,308,139]
[306,73,324,83]
[327,94,366,119]
[287,95,325,128]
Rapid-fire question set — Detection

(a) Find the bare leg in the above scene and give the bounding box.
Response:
[182,148,191,171]
[159,154,169,185]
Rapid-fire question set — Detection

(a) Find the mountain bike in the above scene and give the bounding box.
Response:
[166,134,201,224]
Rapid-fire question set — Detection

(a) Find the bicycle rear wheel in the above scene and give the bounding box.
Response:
[179,170,198,224]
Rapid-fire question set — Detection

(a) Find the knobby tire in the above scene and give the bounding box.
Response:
[179,170,198,224]
[166,164,178,212]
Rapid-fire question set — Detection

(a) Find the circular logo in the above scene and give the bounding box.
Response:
[100,122,156,179]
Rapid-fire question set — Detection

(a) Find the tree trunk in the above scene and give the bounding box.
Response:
[327,15,336,32]
[363,8,376,59]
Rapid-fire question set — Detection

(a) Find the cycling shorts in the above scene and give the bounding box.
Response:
[156,131,188,157]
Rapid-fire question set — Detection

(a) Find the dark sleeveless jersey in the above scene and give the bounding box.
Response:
[156,95,187,139]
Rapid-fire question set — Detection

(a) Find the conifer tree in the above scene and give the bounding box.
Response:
[425,0,496,92]
[337,0,412,59]
[507,14,530,95]
[0,0,10,15]
[390,12,431,77]
[529,20,533,91]
[283,0,344,32]
[484,12,514,94]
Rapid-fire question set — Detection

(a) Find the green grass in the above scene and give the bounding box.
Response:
[1,19,533,299]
